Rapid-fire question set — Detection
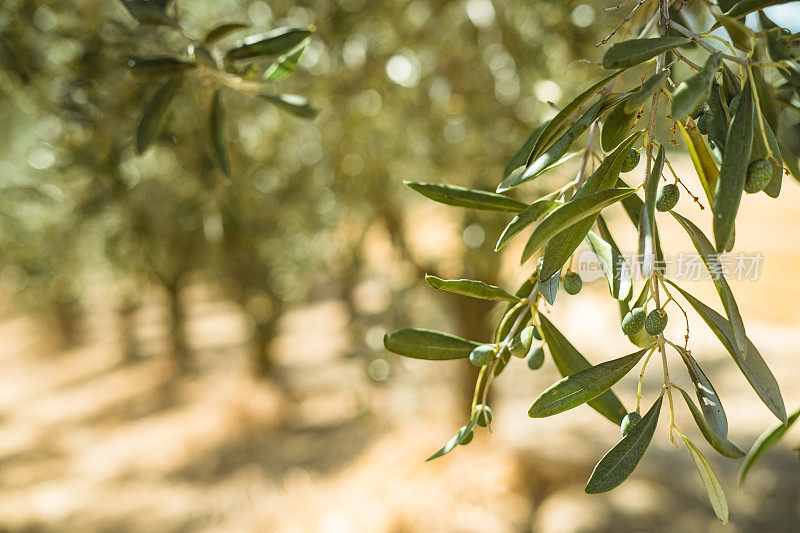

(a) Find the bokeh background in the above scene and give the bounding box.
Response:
[1,1,800,531]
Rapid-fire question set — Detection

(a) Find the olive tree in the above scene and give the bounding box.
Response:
[385,0,800,522]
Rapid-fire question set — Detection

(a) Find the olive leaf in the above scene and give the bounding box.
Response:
[713,13,753,52]
[427,412,480,461]
[495,199,561,251]
[738,408,800,486]
[779,142,800,184]
[257,92,319,119]
[494,277,535,343]
[639,145,664,278]
[539,314,628,425]
[265,44,308,81]
[119,0,179,27]
[760,12,800,94]
[499,99,605,192]
[538,132,642,283]
[748,109,783,198]
[712,81,753,252]
[623,71,669,114]
[679,433,729,524]
[585,226,632,301]
[224,27,313,61]
[679,352,728,438]
[404,181,527,213]
[725,0,795,18]
[676,387,745,459]
[384,328,481,360]
[209,89,229,176]
[135,76,182,155]
[671,52,722,121]
[671,211,747,356]
[601,37,690,69]
[126,57,196,80]
[585,393,663,493]
[528,348,647,418]
[601,72,666,152]
[665,280,786,423]
[425,275,519,302]
[502,122,549,182]
[203,23,250,45]
[721,63,741,105]
[521,187,637,264]
[538,269,561,306]
[530,70,627,162]
[750,50,780,132]
[707,81,729,162]
[677,121,718,205]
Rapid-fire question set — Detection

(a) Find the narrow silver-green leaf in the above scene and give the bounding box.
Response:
[585,228,632,301]
[601,37,691,69]
[713,81,753,252]
[224,27,313,61]
[257,92,319,119]
[127,57,196,80]
[738,408,800,486]
[265,44,307,81]
[623,71,669,114]
[671,211,747,355]
[665,280,786,423]
[601,97,638,153]
[538,269,561,306]
[503,122,549,183]
[495,199,561,251]
[779,142,800,184]
[203,23,249,45]
[707,81,728,162]
[676,387,745,459]
[499,100,605,192]
[404,181,526,213]
[384,328,481,360]
[135,77,182,155]
[119,0,179,27]
[749,110,783,198]
[680,434,729,523]
[530,70,626,162]
[425,275,518,302]
[639,145,665,277]
[585,393,663,493]
[539,314,627,425]
[671,52,722,121]
[209,89,229,176]
[538,132,642,282]
[680,352,728,438]
[427,413,479,461]
[528,348,647,418]
[521,188,636,264]
[726,0,794,19]
[713,13,753,52]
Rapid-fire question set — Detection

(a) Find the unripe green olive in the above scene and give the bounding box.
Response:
[655,183,680,212]
[744,158,772,194]
[622,307,646,336]
[621,149,640,173]
[563,271,583,295]
[469,344,496,367]
[526,346,545,370]
[645,308,668,336]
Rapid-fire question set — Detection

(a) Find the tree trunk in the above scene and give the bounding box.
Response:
[165,280,190,372]
[118,293,140,362]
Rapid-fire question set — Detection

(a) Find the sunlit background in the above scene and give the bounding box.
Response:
[1,1,800,531]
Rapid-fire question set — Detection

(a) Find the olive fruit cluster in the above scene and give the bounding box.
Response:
[621,306,668,336]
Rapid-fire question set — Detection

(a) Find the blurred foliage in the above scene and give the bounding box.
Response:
[0,0,608,375]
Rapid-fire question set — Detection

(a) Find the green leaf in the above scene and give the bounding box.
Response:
[499,99,605,192]
[677,120,718,205]
[601,37,691,69]
[209,89,229,176]
[495,199,561,251]
[528,348,647,418]
[521,188,636,264]
[671,53,722,121]
[585,393,663,493]
[503,122,548,182]
[135,77,182,155]
[224,27,313,61]
[721,63,741,105]
[425,275,518,302]
[712,81,753,252]
[713,13,754,52]
[623,71,669,114]
[601,72,667,153]
[494,277,535,343]
[427,413,479,461]
[679,352,728,438]
[384,328,481,360]
[585,228,632,301]
[538,132,642,282]
[676,387,745,459]
[665,280,786,422]
[539,315,627,425]
[726,0,795,18]
[679,434,729,523]
[760,12,800,95]
[203,22,249,45]
[706,81,729,162]
[126,57,196,80]
[119,0,179,27]
[404,181,526,213]
[265,44,307,81]
[738,408,800,486]
[779,142,800,184]
[671,212,747,355]
[749,109,783,198]
[639,145,665,278]
[256,92,318,119]
[530,70,627,163]
[750,49,780,133]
